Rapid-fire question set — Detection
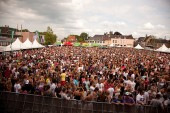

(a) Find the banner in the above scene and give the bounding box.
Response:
[34,31,39,40]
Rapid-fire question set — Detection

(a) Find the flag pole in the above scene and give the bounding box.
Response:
[11,31,14,52]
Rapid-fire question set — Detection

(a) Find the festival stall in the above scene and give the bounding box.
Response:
[155,44,169,53]
[63,42,73,46]
[21,38,33,49]
[73,42,81,47]
[134,44,144,49]
[32,39,45,48]
[55,41,62,46]
[5,38,23,51]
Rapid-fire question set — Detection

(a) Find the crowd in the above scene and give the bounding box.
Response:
[0,46,170,110]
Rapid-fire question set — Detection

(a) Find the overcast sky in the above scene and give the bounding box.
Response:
[0,0,170,39]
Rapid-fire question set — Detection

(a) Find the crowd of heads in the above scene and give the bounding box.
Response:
[0,46,170,109]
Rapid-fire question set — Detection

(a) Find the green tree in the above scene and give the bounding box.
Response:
[44,27,57,45]
[80,32,88,40]
[47,26,53,34]
[76,35,84,42]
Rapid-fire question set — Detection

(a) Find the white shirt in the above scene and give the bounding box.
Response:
[123,72,128,79]
[96,83,104,91]
[136,94,145,104]
[131,74,135,80]
[107,88,114,98]
[90,86,95,92]
[50,83,56,93]
[14,83,21,93]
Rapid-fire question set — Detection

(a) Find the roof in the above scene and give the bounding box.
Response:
[88,33,134,41]
[88,35,104,41]
[137,37,145,42]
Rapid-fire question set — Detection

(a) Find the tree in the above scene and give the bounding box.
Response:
[44,27,57,45]
[76,35,84,42]
[80,32,88,40]
[47,26,53,34]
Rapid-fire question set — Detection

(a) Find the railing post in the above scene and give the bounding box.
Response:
[22,94,26,113]
[31,94,35,113]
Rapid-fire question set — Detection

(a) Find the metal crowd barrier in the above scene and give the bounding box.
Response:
[0,91,167,113]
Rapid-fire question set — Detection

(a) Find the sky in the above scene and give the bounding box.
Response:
[0,0,170,39]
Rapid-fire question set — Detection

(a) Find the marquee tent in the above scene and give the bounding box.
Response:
[32,39,45,48]
[63,42,73,46]
[155,44,169,53]
[91,43,100,47]
[109,44,114,47]
[5,38,23,51]
[0,46,5,52]
[55,41,62,46]
[22,38,33,49]
[134,44,144,49]
[167,48,170,53]
[73,42,81,47]
[82,43,90,47]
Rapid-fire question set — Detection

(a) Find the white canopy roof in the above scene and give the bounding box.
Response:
[166,48,170,53]
[5,38,23,51]
[156,44,169,53]
[134,44,144,49]
[22,38,33,49]
[109,44,114,47]
[0,46,5,52]
[32,39,45,48]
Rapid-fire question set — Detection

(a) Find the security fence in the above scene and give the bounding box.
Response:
[0,91,168,113]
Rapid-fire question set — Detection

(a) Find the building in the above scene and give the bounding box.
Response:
[15,32,35,43]
[67,35,77,42]
[87,31,135,47]
[136,35,170,49]
[0,25,22,46]
[0,25,45,46]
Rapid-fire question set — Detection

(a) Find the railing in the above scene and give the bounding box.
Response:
[0,91,167,113]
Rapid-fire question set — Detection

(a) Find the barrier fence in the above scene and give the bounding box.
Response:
[0,91,168,113]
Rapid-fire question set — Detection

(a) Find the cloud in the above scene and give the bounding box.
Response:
[101,21,127,28]
[0,0,170,39]
[156,24,165,29]
[144,22,155,30]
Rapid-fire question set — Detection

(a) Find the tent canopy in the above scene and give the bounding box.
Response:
[91,43,100,47]
[82,43,90,47]
[73,42,81,47]
[155,44,169,53]
[5,38,23,51]
[0,46,5,52]
[32,39,44,48]
[22,38,33,49]
[109,44,114,47]
[63,42,73,46]
[55,41,62,45]
[134,44,144,49]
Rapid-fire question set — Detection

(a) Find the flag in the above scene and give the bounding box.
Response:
[10,31,14,50]
[34,31,39,40]
[11,31,14,42]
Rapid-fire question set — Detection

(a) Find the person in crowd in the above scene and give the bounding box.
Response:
[123,92,135,105]
[0,46,169,106]
[150,94,164,110]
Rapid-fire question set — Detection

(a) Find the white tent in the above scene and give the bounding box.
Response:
[134,44,144,49]
[0,46,5,52]
[21,38,33,49]
[156,44,169,53]
[165,48,170,53]
[167,48,170,53]
[109,44,114,47]
[32,39,45,48]
[5,38,23,51]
